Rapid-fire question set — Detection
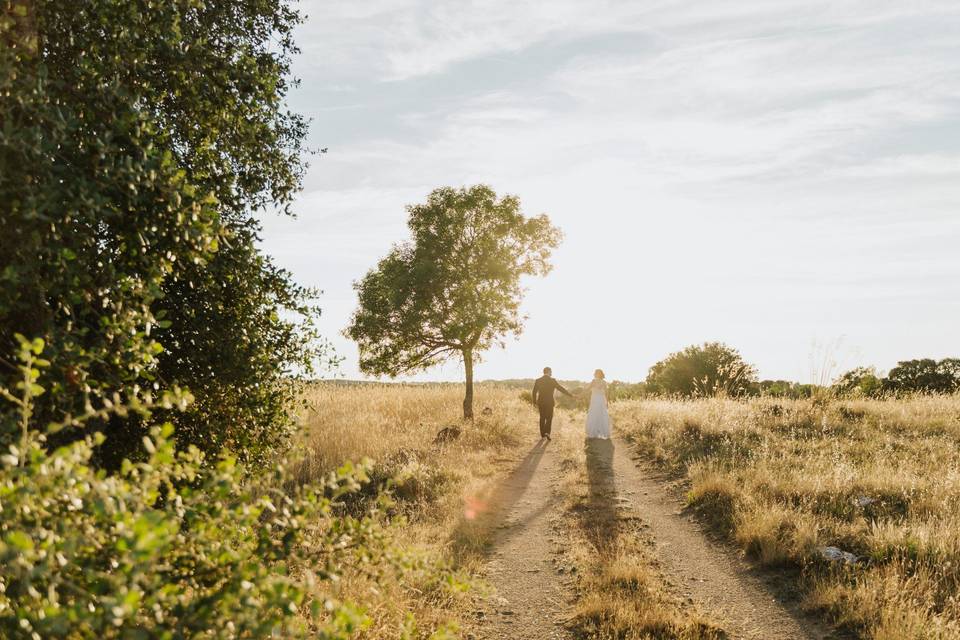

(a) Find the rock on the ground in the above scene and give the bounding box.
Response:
[820,546,859,564]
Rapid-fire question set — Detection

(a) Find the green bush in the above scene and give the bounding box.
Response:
[645,343,758,398]
[753,380,817,399]
[833,367,884,398]
[0,0,321,467]
[0,338,459,639]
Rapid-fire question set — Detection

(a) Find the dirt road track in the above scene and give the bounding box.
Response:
[464,424,835,639]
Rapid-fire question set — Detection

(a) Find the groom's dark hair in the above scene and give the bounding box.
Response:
[543,366,551,374]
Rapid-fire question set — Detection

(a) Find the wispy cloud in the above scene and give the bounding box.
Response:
[264,0,960,381]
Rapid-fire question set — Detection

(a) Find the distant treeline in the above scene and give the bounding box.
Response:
[633,344,959,398]
[318,351,959,401]
[832,359,960,397]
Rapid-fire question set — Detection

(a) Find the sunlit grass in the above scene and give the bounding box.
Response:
[289,383,532,638]
[613,394,960,638]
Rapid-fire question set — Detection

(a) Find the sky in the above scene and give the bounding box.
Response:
[259,0,960,384]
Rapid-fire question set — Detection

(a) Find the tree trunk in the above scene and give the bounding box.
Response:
[462,348,474,420]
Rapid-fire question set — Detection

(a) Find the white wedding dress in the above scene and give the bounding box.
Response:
[585,379,612,439]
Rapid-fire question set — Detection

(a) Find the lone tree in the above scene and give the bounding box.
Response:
[645,342,758,397]
[347,185,562,419]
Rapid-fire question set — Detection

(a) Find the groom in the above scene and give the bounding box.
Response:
[532,367,573,440]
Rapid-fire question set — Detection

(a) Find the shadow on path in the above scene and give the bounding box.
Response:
[579,437,619,551]
[449,438,549,562]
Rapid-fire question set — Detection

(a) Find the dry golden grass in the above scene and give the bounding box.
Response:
[292,383,521,481]
[290,383,534,638]
[613,395,960,639]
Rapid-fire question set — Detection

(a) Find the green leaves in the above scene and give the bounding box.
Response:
[13,334,44,359]
[347,184,562,377]
[0,370,427,639]
[3,530,34,552]
[0,5,473,632]
[645,342,759,398]
[346,185,561,416]
[7,396,439,637]
[1,0,318,467]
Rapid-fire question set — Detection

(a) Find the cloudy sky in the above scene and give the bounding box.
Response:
[260,0,960,383]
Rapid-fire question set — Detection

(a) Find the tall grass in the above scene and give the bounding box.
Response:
[293,383,522,479]
[289,383,533,637]
[614,395,960,639]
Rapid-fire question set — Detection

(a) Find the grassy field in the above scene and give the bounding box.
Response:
[292,383,534,637]
[613,395,960,639]
[295,383,730,639]
[293,385,960,638]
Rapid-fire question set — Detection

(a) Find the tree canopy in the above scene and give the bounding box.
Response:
[346,185,562,418]
[0,0,317,465]
[884,358,960,395]
[645,342,758,397]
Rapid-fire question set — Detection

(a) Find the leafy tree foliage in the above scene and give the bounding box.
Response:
[833,366,884,397]
[645,342,758,397]
[884,358,960,395]
[346,185,562,418]
[0,0,317,465]
[0,339,458,639]
[1,4,467,636]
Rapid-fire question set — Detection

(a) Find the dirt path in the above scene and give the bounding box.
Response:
[466,424,835,639]
[468,437,574,640]
[604,436,833,639]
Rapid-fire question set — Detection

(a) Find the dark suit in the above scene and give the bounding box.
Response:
[532,375,571,437]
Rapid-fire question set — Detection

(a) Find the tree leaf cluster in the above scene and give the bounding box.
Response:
[0,0,319,465]
[0,337,461,638]
[346,185,561,417]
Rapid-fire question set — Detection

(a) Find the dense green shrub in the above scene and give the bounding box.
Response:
[1,4,465,637]
[0,337,459,639]
[751,379,817,398]
[645,343,758,397]
[0,0,319,466]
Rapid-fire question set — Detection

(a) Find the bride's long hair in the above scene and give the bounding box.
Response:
[593,369,605,380]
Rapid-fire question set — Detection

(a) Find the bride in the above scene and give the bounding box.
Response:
[585,369,612,439]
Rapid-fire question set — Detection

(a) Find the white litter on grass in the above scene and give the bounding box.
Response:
[820,546,859,565]
[853,496,876,508]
